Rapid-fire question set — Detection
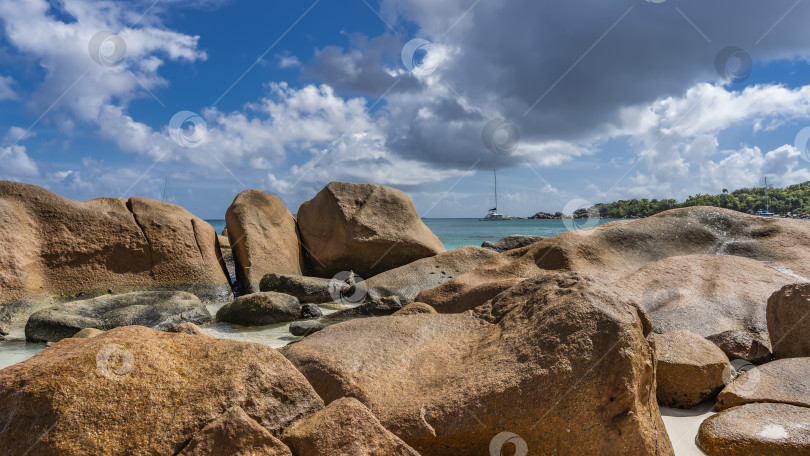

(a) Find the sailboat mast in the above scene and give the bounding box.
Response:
[494,169,498,211]
[765,177,769,212]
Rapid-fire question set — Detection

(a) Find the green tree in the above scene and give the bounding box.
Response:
[580,181,810,218]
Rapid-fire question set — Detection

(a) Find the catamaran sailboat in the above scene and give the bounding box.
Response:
[756,177,779,217]
[480,169,510,221]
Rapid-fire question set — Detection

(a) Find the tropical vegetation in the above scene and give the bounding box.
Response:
[590,181,810,218]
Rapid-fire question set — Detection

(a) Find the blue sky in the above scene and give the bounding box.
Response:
[2,0,810,219]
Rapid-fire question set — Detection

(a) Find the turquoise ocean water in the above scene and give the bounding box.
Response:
[208,218,624,250]
[0,217,624,369]
[420,218,622,249]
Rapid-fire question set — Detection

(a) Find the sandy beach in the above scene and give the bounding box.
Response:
[661,402,715,455]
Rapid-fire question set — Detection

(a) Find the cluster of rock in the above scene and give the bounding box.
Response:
[238,245,496,335]
[0,273,674,455]
[0,181,231,323]
[688,284,810,454]
[1,181,458,341]
[527,209,600,219]
[412,206,810,454]
[5,180,810,454]
[224,182,446,294]
[480,234,545,252]
[283,273,671,455]
[528,211,563,219]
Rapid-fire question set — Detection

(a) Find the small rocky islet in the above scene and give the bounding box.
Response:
[1,180,810,455]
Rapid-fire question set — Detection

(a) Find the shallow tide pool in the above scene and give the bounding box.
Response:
[0,302,342,370]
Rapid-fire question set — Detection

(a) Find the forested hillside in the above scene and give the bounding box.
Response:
[591,182,810,218]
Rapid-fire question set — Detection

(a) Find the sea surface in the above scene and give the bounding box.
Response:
[209,217,624,250]
[0,217,622,370]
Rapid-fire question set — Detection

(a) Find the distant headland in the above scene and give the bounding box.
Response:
[531,181,810,220]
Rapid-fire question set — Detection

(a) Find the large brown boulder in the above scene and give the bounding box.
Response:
[364,245,497,303]
[767,283,810,358]
[0,181,231,321]
[281,397,421,456]
[653,330,730,408]
[417,207,810,320]
[706,330,772,364]
[297,182,445,278]
[0,325,323,456]
[697,403,810,455]
[225,189,305,294]
[619,255,797,342]
[215,292,302,326]
[284,273,674,456]
[259,273,351,304]
[717,357,810,411]
[178,406,292,456]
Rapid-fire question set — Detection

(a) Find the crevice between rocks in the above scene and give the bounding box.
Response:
[126,199,155,278]
[172,436,193,456]
[190,218,206,263]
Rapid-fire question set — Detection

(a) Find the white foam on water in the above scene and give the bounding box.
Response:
[758,424,789,440]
